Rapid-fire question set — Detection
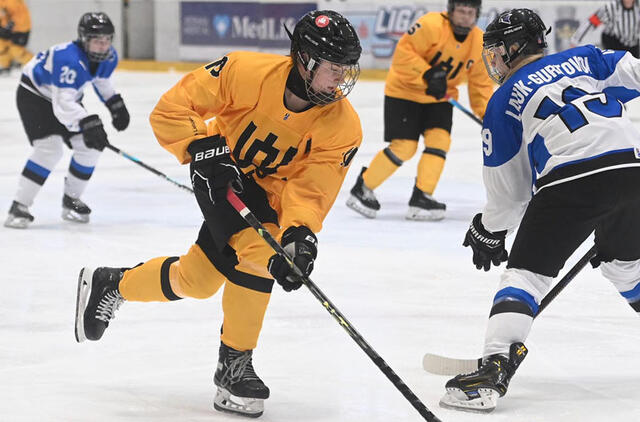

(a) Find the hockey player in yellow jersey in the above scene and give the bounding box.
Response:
[347,0,492,220]
[73,10,362,418]
[0,0,33,74]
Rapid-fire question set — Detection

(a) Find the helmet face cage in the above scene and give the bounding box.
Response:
[298,52,360,105]
[482,41,509,84]
[78,12,115,62]
[291,10,362,105]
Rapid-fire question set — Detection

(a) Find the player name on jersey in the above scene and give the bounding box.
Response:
[506,55,593,120]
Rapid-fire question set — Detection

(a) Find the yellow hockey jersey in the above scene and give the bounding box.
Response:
[150,51,362,234]
[385,12,493,118]
[0,0,31,33]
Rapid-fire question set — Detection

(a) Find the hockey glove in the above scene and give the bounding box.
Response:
[105,94,130,131]
[11,31,29,47]
[463,213,508,271]
[0,26,11,40]
[423,62,448,100]
[79,114,109,151]
[268,226,318,292]
[188,135,243,205]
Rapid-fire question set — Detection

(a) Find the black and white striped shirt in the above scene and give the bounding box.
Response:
[572,0,640,47]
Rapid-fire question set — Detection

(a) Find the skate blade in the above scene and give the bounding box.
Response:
[346,196,377,218]
[214,387,264,418]
[406,206,445,221]
[74,267,95,343]
[3,215,32,229]
[439,388,498,413]
[62,208,90,223]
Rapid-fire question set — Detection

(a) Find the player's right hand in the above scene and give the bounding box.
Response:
[187,135,243,205]
[423,62,448,100]
[79,114,108,151]
[463,213,508,271]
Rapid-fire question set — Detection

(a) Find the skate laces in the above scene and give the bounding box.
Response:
[95,290,124,323]
[220,351,260,387]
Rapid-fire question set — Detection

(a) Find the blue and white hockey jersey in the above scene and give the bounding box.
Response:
[481,45,640,233]
[21,41,119,132]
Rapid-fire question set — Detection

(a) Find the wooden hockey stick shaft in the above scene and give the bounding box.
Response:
[423,244,598,375]
[226,187,442,422]
[445,95,483,126]
[105,143,194,194]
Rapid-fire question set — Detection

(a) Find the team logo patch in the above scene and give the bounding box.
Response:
[315,15,330,28]
[499,12,512,25]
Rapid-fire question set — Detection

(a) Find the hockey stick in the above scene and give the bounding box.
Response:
[422,244,598,375]
[226,187,442,422]
[105,143,194,194]
[445,95,483,126]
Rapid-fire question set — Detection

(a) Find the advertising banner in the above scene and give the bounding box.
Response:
[181,2,316,48]
[320,1,604,69]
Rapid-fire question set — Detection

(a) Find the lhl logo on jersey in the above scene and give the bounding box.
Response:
[283,113,290,121]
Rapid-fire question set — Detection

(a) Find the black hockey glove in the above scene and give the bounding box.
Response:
[423,62,448,100]
[79,114,109,151]
[463,213,508,271]
[11,31,29,47]
[105,94,130,131]
[188,135,243,205]
[268,226,318,292]
[0,26,11,40]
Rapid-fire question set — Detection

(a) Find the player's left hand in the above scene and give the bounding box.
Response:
[268,226,317,292]
[423,62,448,100]
[463,213,508,271]
[105,94,130,131]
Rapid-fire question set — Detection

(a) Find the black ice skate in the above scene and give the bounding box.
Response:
[439,342,528,413]
[214,342,270,418]
[62,194,91,223]
[346,167,381,218]
[4,201,35,229]
[406,185,446,221]
[75,267,125,343]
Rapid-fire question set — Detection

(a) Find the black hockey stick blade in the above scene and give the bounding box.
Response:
[422,244,597,375]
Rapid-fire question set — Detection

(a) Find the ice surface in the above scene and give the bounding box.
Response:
[1,69,639,422]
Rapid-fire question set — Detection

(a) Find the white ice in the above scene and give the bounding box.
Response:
[1,69,639,422]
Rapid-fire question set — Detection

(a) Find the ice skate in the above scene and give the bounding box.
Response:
[440,342,528,413]
[75,267,125,342]
[406,185,446,221]
[346,167,381,218]
[4,201,34,229]
[62,194,91,223]
[213,342,270,418]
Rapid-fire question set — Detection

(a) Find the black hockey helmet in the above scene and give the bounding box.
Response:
[286,10,361,105]
[482,8,549,83]
[447,0,482,35]
[77,12,115,62]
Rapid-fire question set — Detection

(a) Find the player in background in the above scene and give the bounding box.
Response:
[74,10,362,418]
[571,0,640,58]
[440,8,640,413]
[346,0,492,221]
[0,0,33,74]
[4,12,130,229]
